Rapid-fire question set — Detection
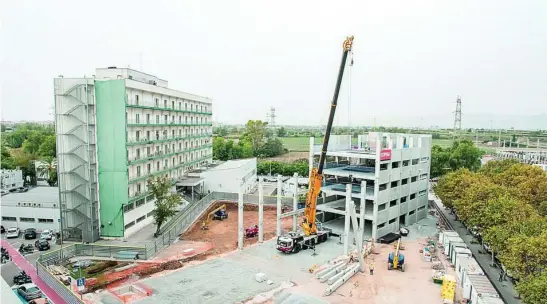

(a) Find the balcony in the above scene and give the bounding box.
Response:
[126,133,212,146]
[126,120,213,127]
[128,155,212,184]
[127,144,212,165]
[126,102,213,115]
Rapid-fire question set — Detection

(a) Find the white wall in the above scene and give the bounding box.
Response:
[201,159,257,194]
[1,170,24,190]
[0,203,60,232]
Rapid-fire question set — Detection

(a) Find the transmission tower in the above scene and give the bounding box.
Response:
[452,95,462,140]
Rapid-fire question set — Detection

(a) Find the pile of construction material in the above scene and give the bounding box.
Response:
[310,242,374,296]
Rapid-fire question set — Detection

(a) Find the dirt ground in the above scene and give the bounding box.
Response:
[263,151,309,163]
[182,202,293,255]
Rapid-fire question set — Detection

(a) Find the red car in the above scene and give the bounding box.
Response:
[245,225,258,238]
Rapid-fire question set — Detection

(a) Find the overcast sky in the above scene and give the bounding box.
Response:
[2,0,546,128]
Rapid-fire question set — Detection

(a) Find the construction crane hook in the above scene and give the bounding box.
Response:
[343,36,354,51]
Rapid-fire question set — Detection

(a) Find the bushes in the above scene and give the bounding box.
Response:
[86,261,117,275]
[257,159,309,177]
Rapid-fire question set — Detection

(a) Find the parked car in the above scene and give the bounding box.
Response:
[35,240,50,251]
[24,228,37,239]
[1,225,5,234]
[29,299,49,304]
[16,283,43,301]
[40,230,53,240]
[6,227,20,239]
[17,187,29,193]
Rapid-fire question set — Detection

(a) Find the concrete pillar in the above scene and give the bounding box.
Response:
[309,137,315,178]
[344,183,352,256]
[258,177,264,243]
[276,174,282,236]
[360,181,367,240]
[293,173,299,231]
[238,188,244,250]
[372,175,379,242]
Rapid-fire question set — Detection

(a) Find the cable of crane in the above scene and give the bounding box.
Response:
[348,49,354,128]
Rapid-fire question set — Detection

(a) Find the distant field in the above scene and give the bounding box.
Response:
[280,137,457,151]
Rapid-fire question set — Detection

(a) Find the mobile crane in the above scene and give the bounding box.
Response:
[276,36,354,254]
[388,238,406,271]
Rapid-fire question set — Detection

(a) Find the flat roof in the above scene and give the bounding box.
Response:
[176,177,204,187]
[206,158,256,171]
[467,274,498,296]
[0,187,59,204]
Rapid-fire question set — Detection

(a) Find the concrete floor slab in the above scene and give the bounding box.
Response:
[137,238,345,304]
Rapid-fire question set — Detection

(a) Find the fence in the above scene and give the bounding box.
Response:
[36,261,84,304]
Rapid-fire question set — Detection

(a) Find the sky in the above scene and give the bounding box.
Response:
[2,0,546,129]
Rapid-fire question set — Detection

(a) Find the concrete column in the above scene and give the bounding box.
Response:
[276,175,282,236]
[258,177,264,243]
[344,183,352,256]
[360,181,367,241]
[293,173,299,231]
[372,175,380,242]
[309,137,315,178]
[238,188,244,250]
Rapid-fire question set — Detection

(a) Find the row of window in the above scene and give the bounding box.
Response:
[378,175,428,191]
[377,206,427,229]
[124,195,155,213]
[130,150,209,180]
[124,210,155,230]
[128,141,209,161]
[128,113,209,125]
[380,157,429,170]
[1,216,55,223]
[129,128,210,143]
[131,94,209,113]
[377,190,427,211]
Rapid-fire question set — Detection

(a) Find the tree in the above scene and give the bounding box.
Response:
[37,157,57,186]
[259,138,284,157]
[22,131,46,155]
[277,127,287,137]
[37,135,56,158]
[515,272,547,304]
[147,176,181,237]
[257,160,309,177]
[479,159,519,177]
[244,120,268,154]
[447,140,483,172]
[430,145,451,178]
[434,169,480,210]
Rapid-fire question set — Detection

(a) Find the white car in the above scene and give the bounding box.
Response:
[6,227,20,239]
[40,230,53,240]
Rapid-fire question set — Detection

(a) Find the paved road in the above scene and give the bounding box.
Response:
[433,197,522,304]
[1,239,66,304]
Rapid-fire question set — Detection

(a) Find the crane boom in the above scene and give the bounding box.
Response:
[301,36,354,236]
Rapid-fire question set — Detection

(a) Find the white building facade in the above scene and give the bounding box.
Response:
[1,170,24,191]
[198,158,258,194]
[0,187,61,232]
[309,132,431,241]
[55,67,213,241]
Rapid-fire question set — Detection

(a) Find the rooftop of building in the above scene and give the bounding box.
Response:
[204,158,257,171]
[0,186,59,204]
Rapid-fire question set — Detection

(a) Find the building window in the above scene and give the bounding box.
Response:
[136,199,145,208]
[377,222,386,229]
[179,102,182,109]
[146,195,154,202]
[402,160,409,167]
[421,156,429,163]
[147,211,154,217]
[379,183,387,191]
[389,218,396,224]
[147,164,151,173]
[411,176,417,182]
[410,193,416,200]
[412,158,419,165]
[125,221,135,230]
[146,147,151,156]
[378,203,386,211]
[136,215,146,223]
[389,200,397,207]
[123,203,135,213]
[2,216,16,221]
[156,115,160,123]
[390,181,399,188]
[156,131,160,140]
[146,114,150,124]
[380,163,388,171]
[137,183,142,193]
[38,218,54,223]
[391,161,400,169]
[137,166,141,177]
[164,115,168,123]
[20,217,35,222]
[401,178,408,185]
[420,174,428,180]
[172,101,175,109]
[135,94,139,105]
[136,131,140,142]
[409,210,415,215]
[191,104,194,111]
[400,196,407,203]
[136,148,141,158]
[164,100,167,108]
[418,206,426,211]
[418,190,427,196]
[155,98,159,107]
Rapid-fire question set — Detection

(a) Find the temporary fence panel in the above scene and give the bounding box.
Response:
[36,261,83,304]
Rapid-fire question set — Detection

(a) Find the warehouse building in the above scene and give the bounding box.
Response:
[55,67,213,242]
[1,169,24,191]
[307,132,431,241]
[0,187,61,232]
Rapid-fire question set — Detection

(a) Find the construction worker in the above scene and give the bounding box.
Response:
[369,262,375,275]
[201,221,207,230]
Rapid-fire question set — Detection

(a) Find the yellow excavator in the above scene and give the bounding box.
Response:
[276,36,354,254]
[201,204,228,230]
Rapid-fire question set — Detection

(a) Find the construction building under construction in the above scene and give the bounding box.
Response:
[302,132,432,245]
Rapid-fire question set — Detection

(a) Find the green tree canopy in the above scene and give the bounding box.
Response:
[147,176,181,237]
[430,140,483,178]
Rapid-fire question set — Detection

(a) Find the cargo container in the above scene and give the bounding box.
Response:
[439,231,459,245]
[455,256,483,284]
[462,273,499,302]
[450,246,471,265]
[443,236,463,256]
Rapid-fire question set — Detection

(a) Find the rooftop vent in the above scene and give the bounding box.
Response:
[107,66,117,69]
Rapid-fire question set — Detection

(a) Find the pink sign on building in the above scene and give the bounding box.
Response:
[380,149,392,161]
